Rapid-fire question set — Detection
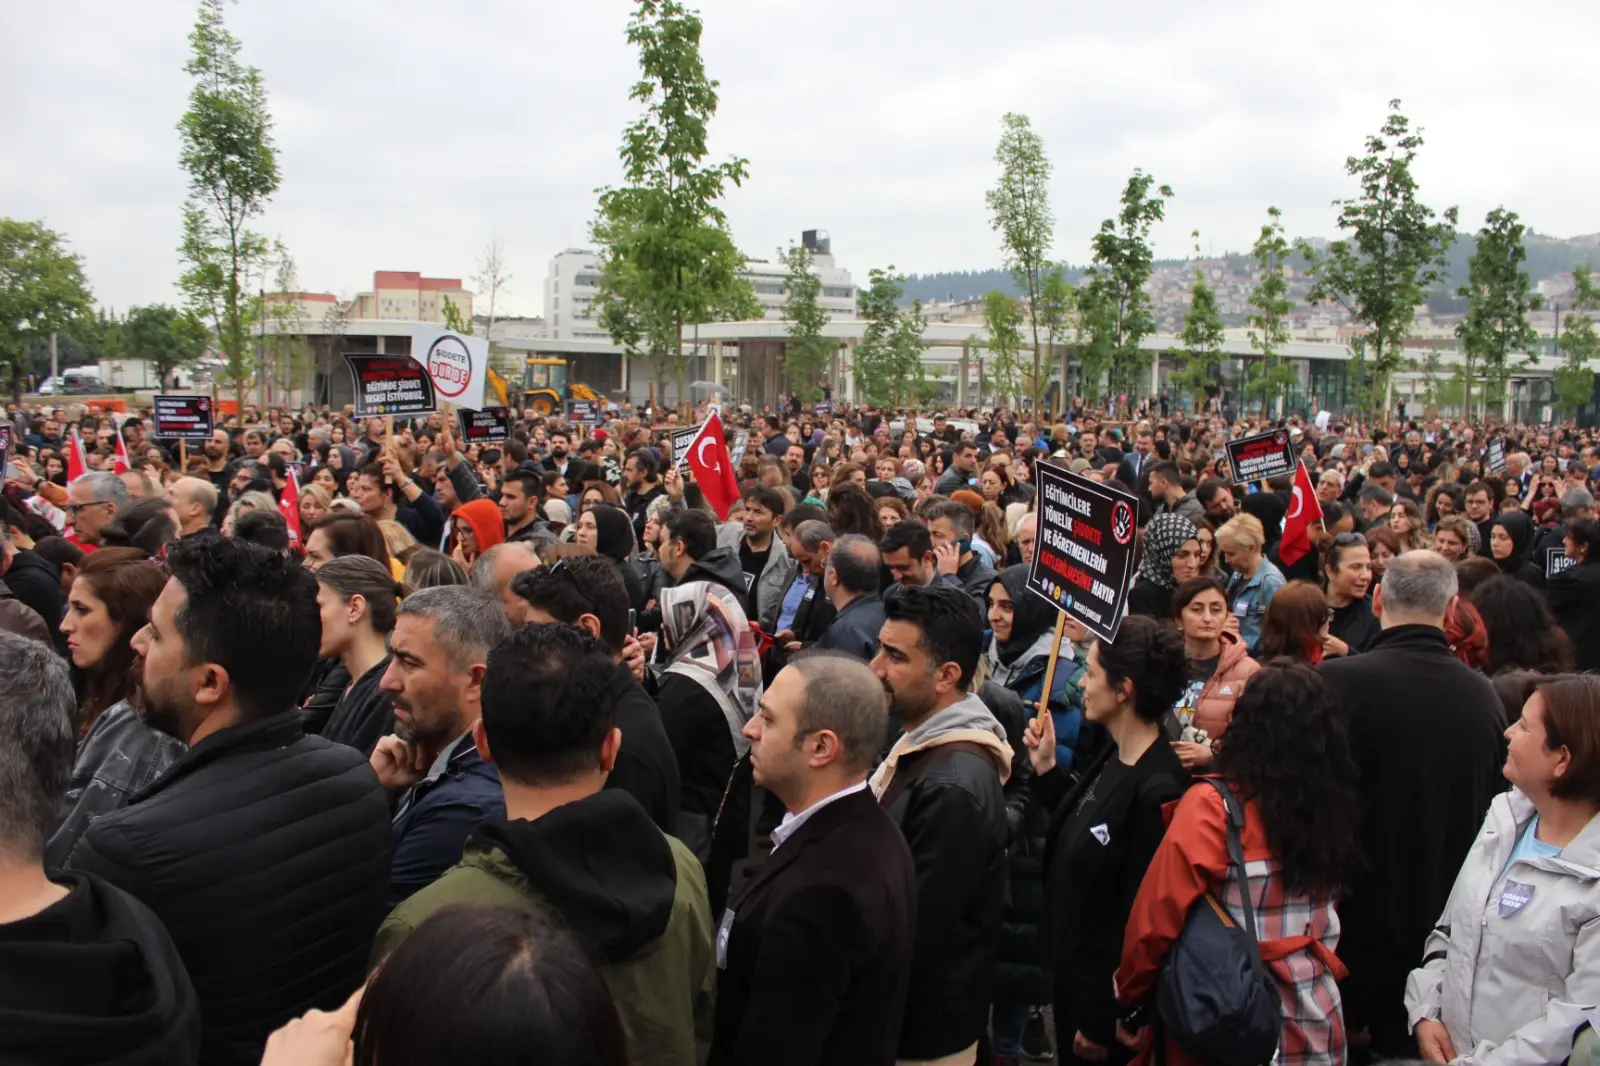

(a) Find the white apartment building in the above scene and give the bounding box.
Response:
[542,230,857,341]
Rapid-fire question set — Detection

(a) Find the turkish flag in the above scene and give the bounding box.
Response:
[1278,460,1324,567]
[687,409,740,520]
[111,419,130,475]
[278,468,302,546]
[66,427,88,483]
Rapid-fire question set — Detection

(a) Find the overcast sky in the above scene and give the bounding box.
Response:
[4,0,1596,317]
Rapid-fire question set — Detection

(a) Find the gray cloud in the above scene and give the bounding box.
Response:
[2,0,1595,317]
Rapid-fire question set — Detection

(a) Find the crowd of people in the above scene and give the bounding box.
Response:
[0,394,1598,1066]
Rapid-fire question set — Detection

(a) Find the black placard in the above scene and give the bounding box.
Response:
[152,395,214,441]
[1225,429,1296,485]
[345,354,437,417]
[1486,438,1508,476]
[1026,460,1141,644]
[563,399,600,426]
[814,400,832,416]
[460,407,511,444]
[1546,545,1577,581]
[671,424,700,471]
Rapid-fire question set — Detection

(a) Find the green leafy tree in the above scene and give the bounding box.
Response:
[1175,231,1225,408]
[0,219,93,400]
[122,305,209,391]
[176,0,280,411]
[1244,210,1296,414]
[986,112,1053,412]
[1080,170,1173,402]
[781,243,830,402]
[1556,265,1600,417]
[1035,263,1075,413]
[983,290,1026,406]
[1299,99,1457,419]
[1456,208,1542,420]
[263,240,310,404]
[855,268,926,407]
[591,0,753,410]
[890,299,929,408]
[441,294,471,334]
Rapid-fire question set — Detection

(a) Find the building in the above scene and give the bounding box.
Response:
[541,230,857,341]
[351,271,475,324]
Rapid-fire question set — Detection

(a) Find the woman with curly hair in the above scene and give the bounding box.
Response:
[1117,662,1362,1066]
[824,481,883,541]
[1472,575,1573,677]
[1389,498,1432,554]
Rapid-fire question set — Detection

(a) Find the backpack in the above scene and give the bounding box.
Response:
[1155,778,1281,1066]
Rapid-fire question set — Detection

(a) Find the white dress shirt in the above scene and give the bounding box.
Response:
[769,781,869,851]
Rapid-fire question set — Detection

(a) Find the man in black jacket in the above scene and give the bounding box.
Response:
[510,556,681,833]
[869,584,1012,1066]
[1317,550,1506,1059]
[68,537,392,1066]
[816,534,885,662]
[0,630,199,1066]
[660,506,746,600]
[710,653,917,1066]
[924,500,997,608]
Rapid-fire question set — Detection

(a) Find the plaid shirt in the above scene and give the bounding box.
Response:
[1118,780,1347,1066]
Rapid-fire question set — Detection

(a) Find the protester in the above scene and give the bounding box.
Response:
[468,540,543,618]
[1544,516,1600,670]
[1317,550,1508,1057]
[1472,575,1574,677]
[1431,513,1476,562]
[1217,513,1285,652]
[1118,662,1362,1066]
[573,501,649,612]
[1323,531,1381,654]
[815,533,886,660]
[1258,580,1337,664]
[402,547,468,588]
[447,497,504,567]
[923,498,999,605]
[66,536,392,1066]
[65,470,129,551]
[372,585,510,908]
[1022,615,1190,1066]
[1406,675,1600,1066]
[710,653,918,1066]
[870,583,1011,1066]
[314,556,403,756]
[1126,513,1200,618]
[0,631,200,1065]
[1488,511,1541,584]
[375,624,715,1066]
[984,563,1087,771]
[1167,575,1259,771]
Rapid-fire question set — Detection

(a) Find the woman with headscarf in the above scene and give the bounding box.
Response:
[984,564,1088,772]
[574,501,647,613]
[1487,510,1541,585]
[1126,513,1201,619]
[448,498,504,568]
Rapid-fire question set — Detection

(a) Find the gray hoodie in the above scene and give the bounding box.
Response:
[869,692,1014,796]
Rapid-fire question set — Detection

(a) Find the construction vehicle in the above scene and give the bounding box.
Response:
[522,357,600,416]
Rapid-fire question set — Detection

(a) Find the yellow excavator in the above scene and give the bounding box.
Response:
[521,357,600,416]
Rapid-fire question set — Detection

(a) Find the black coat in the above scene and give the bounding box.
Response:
[709,788,917,1066]
[67,711,393,1066]
[1038,738,1187,1047]
[1316,624,1506,1056]
[655,672,749,915]
[320,656,394,757]
[1546,560,1600,672]
[814,593,885,661]
[5,548,63,652]
[880,741,1009,1060]
[607,669,681,835]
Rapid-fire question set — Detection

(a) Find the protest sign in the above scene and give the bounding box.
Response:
[671,424,701,471]
[0,425,11,475]
[410,324,488,412]
[345,354,437,417]
[152,395,214,440]
[814,400,832,416]
[1546,546,1577,582]
[1486,438,1507,476]
[1225,428,1297,485]
[564,399,601,426]
[729,430,750,465]
[1026,460,1141,645]
[459,407,511,444]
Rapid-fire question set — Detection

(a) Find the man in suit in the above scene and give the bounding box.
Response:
[709,653,917,1066]
[1115,426,1156,487]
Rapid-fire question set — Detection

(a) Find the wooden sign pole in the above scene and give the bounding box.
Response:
[1035,612,1069,728]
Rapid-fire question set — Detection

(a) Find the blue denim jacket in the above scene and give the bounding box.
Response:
[1226,558,1286,652]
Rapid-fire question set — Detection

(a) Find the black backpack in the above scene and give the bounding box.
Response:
[1155,778,1281,1066]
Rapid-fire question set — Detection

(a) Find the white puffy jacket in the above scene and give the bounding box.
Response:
[1405,789,1600,1066]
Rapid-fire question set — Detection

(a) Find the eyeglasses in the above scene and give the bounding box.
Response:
[66,500,113,517]
[1330,532,1365,546]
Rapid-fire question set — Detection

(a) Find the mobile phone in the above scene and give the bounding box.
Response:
[628,608,637,634]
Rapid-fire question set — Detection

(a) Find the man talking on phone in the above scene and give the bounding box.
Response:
[923,500,997,608]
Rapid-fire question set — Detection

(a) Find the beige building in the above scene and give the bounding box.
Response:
[352,271,475,323]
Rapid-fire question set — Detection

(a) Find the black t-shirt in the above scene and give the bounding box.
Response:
[1329,598,1382,655]
[739,538,772,616]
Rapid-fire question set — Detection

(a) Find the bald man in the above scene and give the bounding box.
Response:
[469,541,543,619]
[167,476,220,539]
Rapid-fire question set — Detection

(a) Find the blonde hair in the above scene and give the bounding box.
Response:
[377,519,418,563]
[1216,512,1266,552]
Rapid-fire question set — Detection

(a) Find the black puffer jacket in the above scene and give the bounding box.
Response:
[67,710,392,1066]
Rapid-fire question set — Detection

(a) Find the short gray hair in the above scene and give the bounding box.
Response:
[1380,550,1458,620]
[1561,487,1594,520]
[469,542,541,591]
[795,520,836,555]
[826,534,880,596]
[788,652,889,775]
[398,585,513,668]
[1358,483,1394,508]
[79,470,130,505]
[0,631,75,859]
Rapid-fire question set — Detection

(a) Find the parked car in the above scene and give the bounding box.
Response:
[37,371,110,395]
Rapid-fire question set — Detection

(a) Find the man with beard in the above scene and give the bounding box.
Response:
[536,428,591,487]
[202,428,233,491]
[373,585,511,908]
[868,584,1011,1066]
[66,537,391,1066]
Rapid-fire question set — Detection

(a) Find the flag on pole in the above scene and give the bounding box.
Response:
[111,418,131,475]
[686,407,740,519]
[66,427,88,483]
[278,468,302,546]
[1278,460,1324,567]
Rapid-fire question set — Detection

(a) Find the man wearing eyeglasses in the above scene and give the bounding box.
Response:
[65,471,130,552]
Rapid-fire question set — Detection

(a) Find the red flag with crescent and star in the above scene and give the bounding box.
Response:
[687,408,740,519]
[1278,460,1324,567]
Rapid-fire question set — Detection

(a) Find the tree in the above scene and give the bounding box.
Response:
[591,0,753,410]
[1035,263,1075,413]
[1456,208,1542,420]
[855,268,925,407]
[1244,210,1296,415]
[1556,265,1600,417]
[441,294,471,334]
[1080,170,1173,402]
[0,219,93,401]
[263,240,308,404]
[474,239,512,346]
[1299,99,1457,419]
[176,0,280,412]
[122,305,209,391]
[781,243,830,402]
[986,112,1053,412]
[1175,231,1225,409]
[983,290,1026,406]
